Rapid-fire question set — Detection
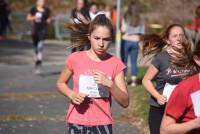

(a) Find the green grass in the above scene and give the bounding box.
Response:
[122,66,150,127]
[128,84,149,125]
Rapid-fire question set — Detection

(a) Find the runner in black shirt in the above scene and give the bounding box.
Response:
[27,0,51,74]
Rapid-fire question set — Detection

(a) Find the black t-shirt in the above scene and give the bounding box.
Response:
[71,7,90,21]
[29,6,50,31]
[149,51,191,107]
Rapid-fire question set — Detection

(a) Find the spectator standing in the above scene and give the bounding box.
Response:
[185,5,200,46]
[121,1,145,86]
[98,2,111,20]
[89,2,98,20]
[111,5,117,30]
[104,5,111,19]
[71,0,90,24]
[70,0,90,52]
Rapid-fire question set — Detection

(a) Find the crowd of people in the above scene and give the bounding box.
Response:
[1,0,200,133]
[58,0,200,134]
[185,5,200,46]
[69,0,116,53]
[62,1,200,134]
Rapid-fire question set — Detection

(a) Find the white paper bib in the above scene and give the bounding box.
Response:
[163,83,177,101]
[191,90,200,117]
[79,75,109,98]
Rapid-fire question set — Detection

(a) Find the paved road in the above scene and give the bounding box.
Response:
[0,39,140,134]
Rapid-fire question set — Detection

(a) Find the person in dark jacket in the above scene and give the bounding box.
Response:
[0,0,11,40]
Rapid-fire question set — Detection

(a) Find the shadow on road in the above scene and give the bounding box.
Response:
[0,39,68,65]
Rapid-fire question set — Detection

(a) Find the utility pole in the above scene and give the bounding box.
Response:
[115,0,121,58]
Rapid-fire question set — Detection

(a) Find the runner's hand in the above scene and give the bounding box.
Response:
[93,70,113,88]
[157,94,167,105]
[191,117,200,129]
[69,92,87,105]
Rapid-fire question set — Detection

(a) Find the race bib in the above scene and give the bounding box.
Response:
[163,83,177,101]
[79,75,109,98]
[191,90,200,117]
[35,12,42,22]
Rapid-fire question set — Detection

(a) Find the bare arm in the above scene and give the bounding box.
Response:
[46,10,52,24]
[46,17,52,24]
[57,66,87,105]
[160,114,200,134]
[26,13,51,24]
[93,71,129,108]
[120,18,126,34]
[142,64,167,105]
[26,13,36,22]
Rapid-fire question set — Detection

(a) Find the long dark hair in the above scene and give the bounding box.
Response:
[141,24,196,75]
[125,1,141,27]
[71,0,90,20]
[66,14,114,49]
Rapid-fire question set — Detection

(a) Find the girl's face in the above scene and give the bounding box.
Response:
[77,0,84,10]
[90,5,98,14]
[166,26,185,49]
[89,26,112,56]
[37,0,45,7]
